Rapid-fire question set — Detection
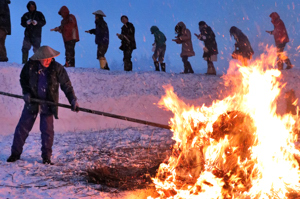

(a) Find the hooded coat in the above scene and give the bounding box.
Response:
[269,12,289,45]
[57,6,79,43]
[199,24,218,58]
[119,22,136,51]
[230,27,254,59]
[89,17,109,46]
[0,0,11,35]
[175,22,195,57]
[20,58,77,119]
[21,1,46,39]
[150,26,166,48]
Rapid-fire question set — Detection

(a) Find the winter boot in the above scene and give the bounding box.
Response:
[161,63,166,72]
[124,61,132,71]
[206,61,216,75]
[22,51,29,64]
[154,61,160,71]
[43,158,53,165]
[99,57,109,70]
[285,58,293,69]
[277,60,283,70]
[7,154,20,162]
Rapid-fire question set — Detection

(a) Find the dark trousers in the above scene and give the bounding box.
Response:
[0,28,8,61]
[97,44,108,59]
[21,36,41,53]
[276,43,292,70]
[182,56,194,73]
[64,40,76,67]
[123,49,133,71]
[11,105,54,160]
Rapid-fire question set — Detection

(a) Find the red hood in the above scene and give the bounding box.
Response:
[270,12,280,24]
[58,6,69,19]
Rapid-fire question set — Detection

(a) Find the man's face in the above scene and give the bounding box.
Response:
[29,4,35,12]
[121,17,128,25]
[39,58,52,68]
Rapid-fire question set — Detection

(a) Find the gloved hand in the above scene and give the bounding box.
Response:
[23,93,31,103]
[71,99,79,112]
[26,19,32,25]
[32,20,37,25]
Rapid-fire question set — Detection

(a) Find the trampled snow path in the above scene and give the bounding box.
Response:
[0,127,172,198]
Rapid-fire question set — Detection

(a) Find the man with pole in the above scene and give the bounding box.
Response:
[7,45,79,164]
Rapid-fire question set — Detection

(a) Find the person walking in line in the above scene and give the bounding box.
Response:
[116,15,136,71]
[85,10,110,70]
[7,46,79,165]
[229,26,254,66]
[150,26,167,72]
[0,0,11,62]
[172,21,195,74]
[51,6,79,67]
[194,21,218,75]
[21,1,46,64]
[266,12,293,70]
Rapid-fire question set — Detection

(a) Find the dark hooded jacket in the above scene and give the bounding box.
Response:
[88,17,109,46]
[199,24,218,58]
[230,26,254,59]
[21,1,46,39]
[0,0,11,35]
[150,26,166,48]
[175,22,195,57]
[119,22,136,51]
[269,12,289,45]
[57,6,80,43]
[20,59,77,119]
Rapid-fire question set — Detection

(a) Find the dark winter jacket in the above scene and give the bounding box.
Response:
[150,26,166,48]
[174,22,195,57]
[230,27,254,59]
[270,12,289,45]
[0,0,11,35]
[21,1,46,39]
[119,22,136,51]
[20,59,77,119]
[56,6,79,43]
[199,25,218,58]
[89,17,109,46]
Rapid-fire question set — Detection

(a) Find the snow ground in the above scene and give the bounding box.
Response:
[0,62,299,198]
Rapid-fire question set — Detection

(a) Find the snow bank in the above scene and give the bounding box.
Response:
[0,62,230,135]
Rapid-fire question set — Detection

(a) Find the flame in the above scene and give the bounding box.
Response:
[149,46,300,199]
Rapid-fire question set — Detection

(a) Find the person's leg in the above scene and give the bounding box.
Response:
[159,45,166,72]
[9,106,37,161]
[40,114,54,162]
[0,29,8,61]
[32,37,41,53]
[64,40,76,67]
[276,44,285,70]
[206,59,216,75]
[21,37,31,64]
[97,45,109,70]
[123,49,133,71]
[153,47,160,71]
[182,56,188,73]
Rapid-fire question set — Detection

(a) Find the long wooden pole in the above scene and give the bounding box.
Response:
[0,91,171,130]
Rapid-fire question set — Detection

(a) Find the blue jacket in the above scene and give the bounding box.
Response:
[89,17,109,46]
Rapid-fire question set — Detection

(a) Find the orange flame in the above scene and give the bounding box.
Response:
[149,46,300,198]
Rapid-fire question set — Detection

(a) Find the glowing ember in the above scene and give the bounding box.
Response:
[149,46,300,199]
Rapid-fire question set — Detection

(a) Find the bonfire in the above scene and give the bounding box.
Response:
[150,46,300,199]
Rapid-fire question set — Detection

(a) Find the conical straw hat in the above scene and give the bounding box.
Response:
[92,10,106,17]
[30,46,60,60]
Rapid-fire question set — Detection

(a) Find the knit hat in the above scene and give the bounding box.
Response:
[30,46,60,60]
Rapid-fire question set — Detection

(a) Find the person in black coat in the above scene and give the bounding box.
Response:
[230,26,254,66]
[116,15,136,71]
[7,46,79,164]
[21,1,46,64]
[195,21,218,75]
[0,0,11,62]
[85,10,110,70]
